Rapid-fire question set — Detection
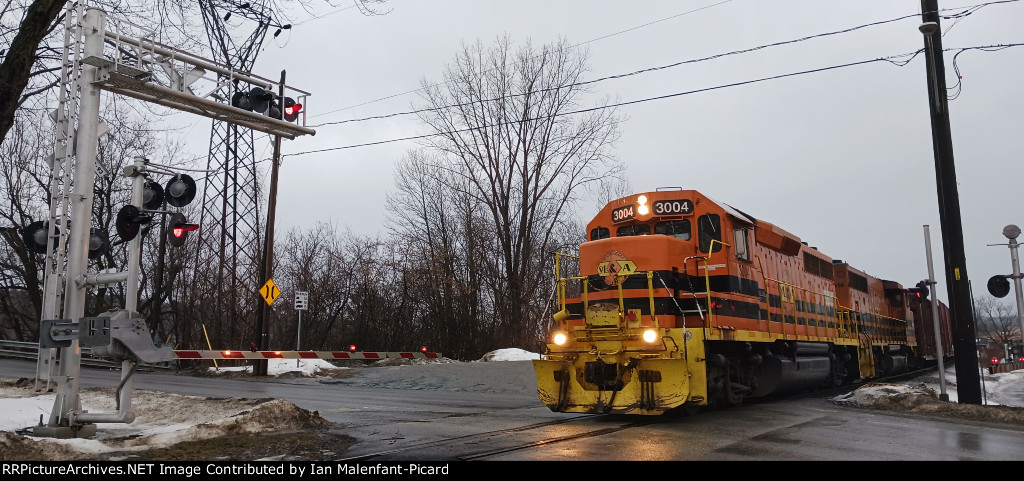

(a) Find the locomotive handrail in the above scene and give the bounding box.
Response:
[550,266,687,338]
[689,238,730,331]
[610,270,661,330]
[554,252,579,308]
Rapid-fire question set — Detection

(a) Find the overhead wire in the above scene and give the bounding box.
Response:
[285,40,1024,157]
[308,0,1019,127]
[278,0,1022,156]
[308,0,737,120]
[309,10,920,128]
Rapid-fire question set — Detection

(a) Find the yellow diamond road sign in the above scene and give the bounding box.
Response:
[260,279,280,306]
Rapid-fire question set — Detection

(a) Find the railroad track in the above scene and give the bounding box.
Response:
[336,414,667,461]
[336,365,942,461]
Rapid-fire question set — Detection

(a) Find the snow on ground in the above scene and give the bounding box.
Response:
[836,365,1024,408]
[1,348,1021,459]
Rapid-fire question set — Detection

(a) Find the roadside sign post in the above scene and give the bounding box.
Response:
[294,291,308,367]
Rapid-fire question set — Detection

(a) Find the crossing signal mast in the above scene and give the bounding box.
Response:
[30,5,314,439]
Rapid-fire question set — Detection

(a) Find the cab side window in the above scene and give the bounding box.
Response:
[698,214,722,253]
[733,226,749,261]
[590,227,610,240]
[655,220,691,240]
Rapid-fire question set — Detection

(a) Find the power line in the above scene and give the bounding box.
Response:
[308,0,737,119]
[285,41,1023,157]
[307,0,1019,127]
[309,10,920,128]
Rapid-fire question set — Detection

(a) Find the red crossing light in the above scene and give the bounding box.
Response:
[167,212,198,248]
[992,357,1000,365]
[282,97,302,122]
[349,344,357,352]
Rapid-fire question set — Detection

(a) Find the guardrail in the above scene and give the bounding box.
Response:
[0,339,136,369]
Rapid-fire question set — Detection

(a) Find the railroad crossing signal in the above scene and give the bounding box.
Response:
[282,97,302,122]
[260,279,280,305]
[166,212,198,248]
[294,291,308,310]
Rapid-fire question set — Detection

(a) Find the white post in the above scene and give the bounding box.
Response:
[924,225,948,401]
[1004,225,1024,359]
[47,8,105,430]
[296,310,302,368]
[295,291,307,368]
[125,157,145,313]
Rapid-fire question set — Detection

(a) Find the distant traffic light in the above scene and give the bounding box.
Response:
[115,205,151,243]
[988,275,1011,298]
[142,180,164,210]
[21,220,54,254]
[164,174,197,208]
[167,212,198,248]
[88,228,110,259]
[267,96,282,120]
[915,280,929,300]
[282,96,302,122]
[231,86,272,113]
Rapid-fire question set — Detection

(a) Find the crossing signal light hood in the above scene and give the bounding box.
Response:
[167,212,198,248]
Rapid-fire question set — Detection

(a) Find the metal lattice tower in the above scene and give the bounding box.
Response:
[195,1,277,346]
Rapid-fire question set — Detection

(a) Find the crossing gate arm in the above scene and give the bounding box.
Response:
[173,350,442,360]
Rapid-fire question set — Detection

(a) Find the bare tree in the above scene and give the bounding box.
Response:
[271,222,362,350]
[0,0,67,144]
[386,150,487,358]
[975,294,1021,358]
[412,35,622,349]
[0,108,52,339]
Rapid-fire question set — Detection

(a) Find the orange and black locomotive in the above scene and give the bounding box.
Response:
[532,188,953,415]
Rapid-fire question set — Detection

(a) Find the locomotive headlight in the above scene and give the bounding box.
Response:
[642,328,658,343]
[553,331,568,346]
[636,195,651,218]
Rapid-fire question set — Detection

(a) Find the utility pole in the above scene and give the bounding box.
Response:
[253,70,286,377]
[919,0,982,404]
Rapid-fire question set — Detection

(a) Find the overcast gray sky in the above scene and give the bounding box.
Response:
[164,0,1024,305]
